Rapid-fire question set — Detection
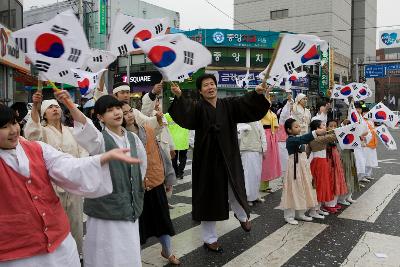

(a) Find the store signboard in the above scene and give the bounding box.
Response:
[99,0,107,34]
[364,63,400,78]
[183,29,280,49]
[0,23,30,73]
[114,71,162,91]
[379,30,400,49]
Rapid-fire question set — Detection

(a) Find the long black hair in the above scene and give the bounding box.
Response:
[310,119,322,131]
[284,118,296,135]
[0,105,17,128]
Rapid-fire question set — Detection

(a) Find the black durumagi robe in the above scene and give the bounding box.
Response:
[168,91,270,221]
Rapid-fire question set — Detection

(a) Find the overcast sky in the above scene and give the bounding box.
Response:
[24,0,400,37]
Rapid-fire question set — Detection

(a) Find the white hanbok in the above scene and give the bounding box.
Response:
[0,140,112,267]
[73,119,147,267]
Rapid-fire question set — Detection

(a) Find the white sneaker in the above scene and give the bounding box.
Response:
[338,200,351,206]
[318,210,329,216]
[248,201,254,206]
[360,178,370,183]
[296,215,313,222]
[366,176,374,180]
[255,197,265,203]
[285,218,299,225]
[360,184,366,188]
[347,197,357,203]
[309,211,325,219]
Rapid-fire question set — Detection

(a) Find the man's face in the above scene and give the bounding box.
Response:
[115,90,130,103]
[122,104,135,127]
[199,78,217,100]
[0,121,20,149]
[97,106,123,129]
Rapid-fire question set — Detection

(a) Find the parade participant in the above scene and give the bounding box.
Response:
[311,101,328,124]
[55,92,147,267]
[237,121,267,206]
[308,119,337,214]
[168,74,270,253]
[353,103,368,187]
[24,91,88,257]
[338,119,359,204]
[360,106,378,182]
[325,120,348,207]
[278,118,325,225]
[292,93,311,135]
[260,107,281,192]
[277,94,293,178]
[0,104,141,267]
[122,103,180,265]
[165,112,190,179]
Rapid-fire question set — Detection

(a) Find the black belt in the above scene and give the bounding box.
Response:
[263,125,271,129]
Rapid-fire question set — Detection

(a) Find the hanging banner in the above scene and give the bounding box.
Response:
[99,0,107,34]
[319,47,329,97]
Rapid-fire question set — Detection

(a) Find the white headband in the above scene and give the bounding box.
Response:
[40,99,59,118]
[112,85,130,94]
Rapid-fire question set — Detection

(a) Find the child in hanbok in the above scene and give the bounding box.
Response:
[0,104,140,267]
[325,120,348,207]
[360,107,379,182]
[56,91,147,267]
[338,119,360,204]
[237,121,267,206]
[308,120,337,214]
[279,118,325,225]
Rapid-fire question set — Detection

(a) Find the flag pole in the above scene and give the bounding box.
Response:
[261,36,283,88]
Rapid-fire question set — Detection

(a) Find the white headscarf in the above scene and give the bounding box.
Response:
[295,93,307,104]
[40,99,59,118]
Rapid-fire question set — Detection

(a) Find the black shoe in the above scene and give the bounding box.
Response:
[203,242,223,253]
[176,173,184,179]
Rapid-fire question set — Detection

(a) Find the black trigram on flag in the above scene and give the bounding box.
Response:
[59,70,69,77]
[35,60,51,72]
[123,22,135,34]
[15,38,27,53]
[352,142,359,147]
[155,23,163,34]
[73,73,81,79]
[68,48,82,62]
[388,114,394,121]
[93,75,99,84]
[51,25,69,35]
[177,74,185,80]
[170,41,177,45]
[184,51,194,65]
[118,44,128,55]
[284,61,295,72]
[339,132,346,138]
[291,40,306,53]
[93,55,103,62]
[367,113,373,119]
[85,67,93,72]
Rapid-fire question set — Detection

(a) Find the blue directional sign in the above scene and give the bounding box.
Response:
[365,63,400,78]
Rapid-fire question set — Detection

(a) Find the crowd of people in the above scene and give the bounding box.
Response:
[0,73,380,266]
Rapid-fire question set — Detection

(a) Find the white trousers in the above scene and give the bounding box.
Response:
[283,209,306,219]
[201,183,248,244]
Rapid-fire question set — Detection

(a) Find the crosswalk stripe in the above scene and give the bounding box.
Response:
[141,212,260,266]
[338,174,400,222]
[169,203,192,220]
[340,232,400,267]
[223,222,327,267]
[175,189,192,197]
[177,175,192,185]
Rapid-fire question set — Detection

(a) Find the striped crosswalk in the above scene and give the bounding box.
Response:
[137,153,400,266]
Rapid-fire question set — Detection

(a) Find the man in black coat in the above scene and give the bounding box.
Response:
[168,74,270,253]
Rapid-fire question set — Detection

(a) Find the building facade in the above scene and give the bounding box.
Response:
[234,0,377,101]
[0,0,31,105]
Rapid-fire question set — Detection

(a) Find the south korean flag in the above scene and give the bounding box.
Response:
[348,102,363,124]
[11,9,90,84]
[263,33,328,81]
[85,49,117,73]
[334,123,362,150]
[136,33,212,81]
[352,83,372,101]
[375,124,397,150]
[71,68,107,98]
[331,83,353,100]
[364,102,399,128]
[109,13,169,56]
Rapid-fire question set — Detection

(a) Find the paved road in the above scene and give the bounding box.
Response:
[139,130,400,267]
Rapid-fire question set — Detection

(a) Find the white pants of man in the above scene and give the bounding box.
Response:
[201,183,248,244]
